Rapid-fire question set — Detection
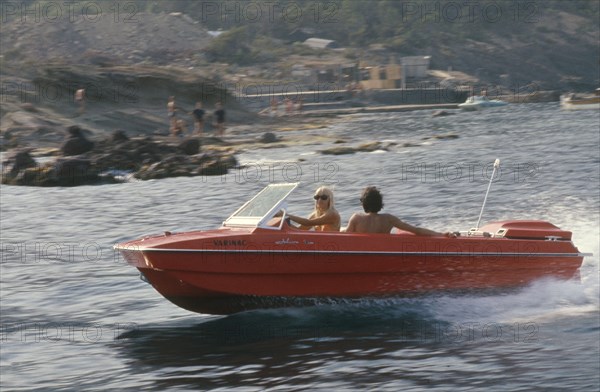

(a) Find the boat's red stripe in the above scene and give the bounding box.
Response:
[137,248,586,257]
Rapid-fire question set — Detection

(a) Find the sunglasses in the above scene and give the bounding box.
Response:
[313,194,329,201]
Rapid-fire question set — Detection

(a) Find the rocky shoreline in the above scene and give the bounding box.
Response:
[0,111,342,186]
[1,126,239,186]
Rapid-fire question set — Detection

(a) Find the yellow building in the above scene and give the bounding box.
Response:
[360,64,403,89]
[359,56,431,89]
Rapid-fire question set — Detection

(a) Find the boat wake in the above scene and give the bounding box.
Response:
[235,251,598,331]
[427,277,597,324]
[200,274,596,337]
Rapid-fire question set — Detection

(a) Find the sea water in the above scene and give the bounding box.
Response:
[1,103,598,391]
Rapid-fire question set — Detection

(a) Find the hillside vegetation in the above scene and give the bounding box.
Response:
[1,0,599,90]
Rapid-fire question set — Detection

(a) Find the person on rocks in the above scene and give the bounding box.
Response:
[295,97,303,113]
[167,96,177,135]
[213,102,226,137]
[75,88,85,115]
[345,186,454,236]
[270,98,279,117]
[191,102,205,135]
[173,119,187,138]
[284,98,293,115]
[286,186,341,232]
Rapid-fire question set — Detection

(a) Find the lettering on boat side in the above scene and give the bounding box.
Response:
[213,240,247,246]
[275,238,299,245]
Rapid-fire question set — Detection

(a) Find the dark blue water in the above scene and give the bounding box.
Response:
[1,103,599,391]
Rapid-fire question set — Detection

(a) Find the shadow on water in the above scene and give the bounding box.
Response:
[112,300,457,389]
[110,274,598,389]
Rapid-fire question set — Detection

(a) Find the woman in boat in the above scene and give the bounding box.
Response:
[346,186,450,236]
[287,186,341,232]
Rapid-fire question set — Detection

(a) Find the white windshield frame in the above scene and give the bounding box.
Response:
[222,183,299,229]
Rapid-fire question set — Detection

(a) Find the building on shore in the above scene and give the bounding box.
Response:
[288,56,432,92]
[360,56,431,89]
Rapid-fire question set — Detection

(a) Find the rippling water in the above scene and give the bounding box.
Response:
[2,103,599,391]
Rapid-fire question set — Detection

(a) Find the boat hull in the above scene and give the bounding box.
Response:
[560,94,600,110]
[117,221,584,314]
[459,102,507,111]
[561,101,600,110]
[458,96,508,111]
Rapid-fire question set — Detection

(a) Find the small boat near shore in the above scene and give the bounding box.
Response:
[459,95,508,111]
[115,183,587,315]
[560,89,600,110]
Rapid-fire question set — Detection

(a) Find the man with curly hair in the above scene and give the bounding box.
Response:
[346,186,452,236]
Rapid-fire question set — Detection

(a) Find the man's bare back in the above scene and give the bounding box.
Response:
[346,213,394,233]
[345,186,448,236]
[346,212,442,236]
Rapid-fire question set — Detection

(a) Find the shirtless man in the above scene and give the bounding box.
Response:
[167,96,177,134]
[214,102,225,137]
[191,102,205,135]
[346,186,451,236]
[75,88,85,115]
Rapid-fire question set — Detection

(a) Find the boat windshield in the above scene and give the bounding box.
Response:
[223,183,298,228]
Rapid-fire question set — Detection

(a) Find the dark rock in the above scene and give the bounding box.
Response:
[61,126,94,156]
[219,154,238,169]
[356,141,387,152]
[190,153,212,165]
[133,149,238,180]
[111,130,129,143]
[432,110,456,117]
[67,125,84,137]
[20,103,38,112]
[4,158,104,186]
[259,132,278,143]
[61,137,94,156]
[53,158,99,186]
[201,136,230,146]
[199,160,229,176]
[433,134,459,140]
[2,150,37,178]
[140,153,156,164]
[6,129,239,186]
[320,147,356,155]
[13,150,37,169]
[162,154,187,165]
[14,167,48,186]
[87,137,177,172]
[320,141,392,155]
[1,134,18,150]
[135,162,167,180]
[178,138,201,155]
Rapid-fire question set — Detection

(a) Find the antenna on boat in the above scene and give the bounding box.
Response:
[475,158,500,230]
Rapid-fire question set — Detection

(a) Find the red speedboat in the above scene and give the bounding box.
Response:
[115,183,587,315]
